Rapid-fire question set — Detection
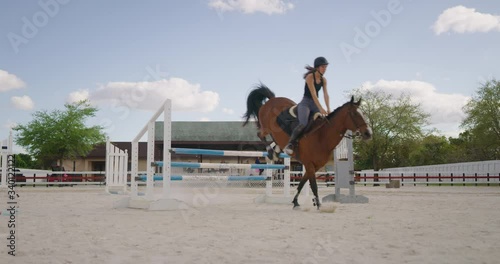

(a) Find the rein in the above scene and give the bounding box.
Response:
[302,104,363,139]
[343,133,359,139]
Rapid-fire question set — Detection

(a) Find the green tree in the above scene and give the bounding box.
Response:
[387,136,419,167]
[14,153,38,169]
[14,100,106,168]
[461,79,500,160]
[408,135,451,166]
[447,130,481,162]
[351,89,430,170]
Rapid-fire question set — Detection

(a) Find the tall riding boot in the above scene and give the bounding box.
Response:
[283,124,305,155]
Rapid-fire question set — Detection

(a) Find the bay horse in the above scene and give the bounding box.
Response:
[243,84,372,209]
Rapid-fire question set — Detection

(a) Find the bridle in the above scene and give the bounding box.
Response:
[315,103,367,139]
[343,105,366,139]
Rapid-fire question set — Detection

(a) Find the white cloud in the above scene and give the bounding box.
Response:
[222,108,235,115]
[360,80,470,124]
[200,117,211,121]
[0,70,25,92]
[87,78,219,112]
[433,5,500,35]
[11,95,34,110]
[67,89,90,103]
[209,0,294,15]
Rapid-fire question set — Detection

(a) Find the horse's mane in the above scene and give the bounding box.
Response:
[327,100,352,120]
[306,101,352,132]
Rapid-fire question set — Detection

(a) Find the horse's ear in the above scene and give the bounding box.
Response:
[356,98,362,106]
[350,96,354,103]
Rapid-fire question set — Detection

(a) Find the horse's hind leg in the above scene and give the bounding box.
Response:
[257,131,279,162]
[309,174,321,209]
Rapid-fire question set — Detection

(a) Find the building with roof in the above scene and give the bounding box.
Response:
[61,121,318,173]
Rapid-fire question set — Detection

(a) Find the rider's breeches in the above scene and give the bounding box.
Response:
[297,97,319,127]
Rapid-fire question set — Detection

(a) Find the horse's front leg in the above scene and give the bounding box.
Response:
[292,172,308,209]
[306,165,321,210]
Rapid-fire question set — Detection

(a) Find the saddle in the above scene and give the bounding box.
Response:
[276,105,324,136]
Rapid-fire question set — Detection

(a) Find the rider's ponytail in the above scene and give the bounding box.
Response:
[303,65,317,79]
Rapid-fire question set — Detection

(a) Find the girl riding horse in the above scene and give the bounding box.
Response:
[284,56,331,155]
[243,79,372,209]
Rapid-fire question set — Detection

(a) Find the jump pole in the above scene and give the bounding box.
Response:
[167,148,292,204]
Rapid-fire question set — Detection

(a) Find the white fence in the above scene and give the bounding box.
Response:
[358,160,500,186]
[377,160,500,174]
[105,141,128,193]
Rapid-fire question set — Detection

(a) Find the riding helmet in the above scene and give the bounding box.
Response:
[314,57,329,68]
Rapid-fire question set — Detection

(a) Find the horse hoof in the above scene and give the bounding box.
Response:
[283,145,294,155]
[267,150,274,161]
[312,197,321,209]
[292,205,300,210]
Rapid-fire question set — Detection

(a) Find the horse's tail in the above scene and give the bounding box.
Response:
[242,83,276,127]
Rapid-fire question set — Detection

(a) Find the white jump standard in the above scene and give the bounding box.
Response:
[114,99,187,210]
[322,132,368,203]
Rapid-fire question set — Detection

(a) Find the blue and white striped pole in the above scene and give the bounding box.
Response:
[170,148,289,159]
[154,161,287,170]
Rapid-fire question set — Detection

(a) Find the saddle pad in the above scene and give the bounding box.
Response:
[277,106,323,136]
[289,105,322,120]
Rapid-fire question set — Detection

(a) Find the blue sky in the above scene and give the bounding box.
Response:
[1,0,499,153]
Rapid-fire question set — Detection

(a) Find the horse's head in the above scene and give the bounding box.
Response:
[341,96,372,140]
